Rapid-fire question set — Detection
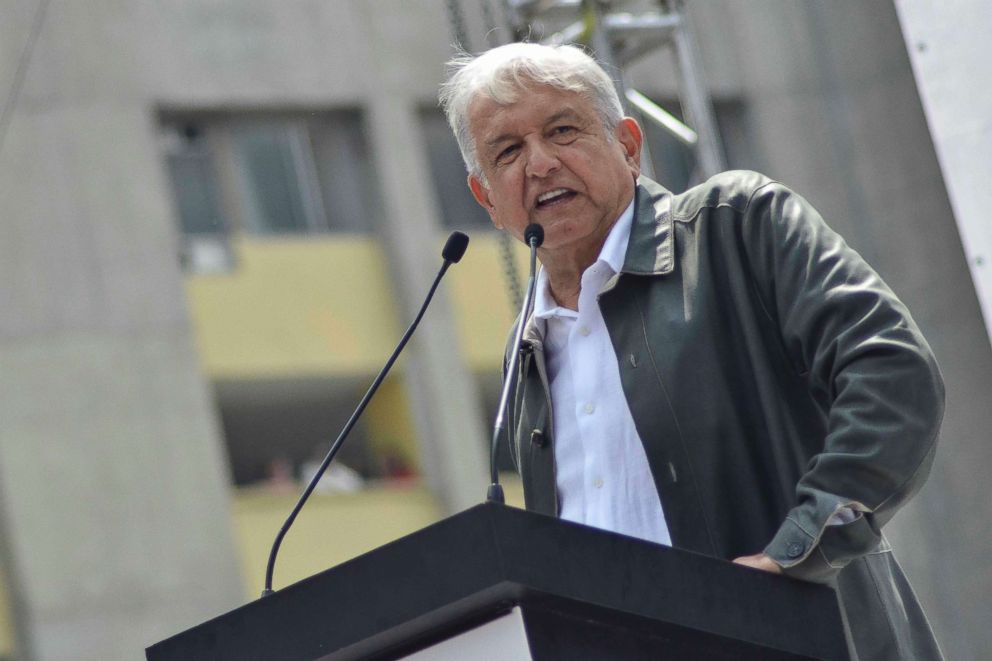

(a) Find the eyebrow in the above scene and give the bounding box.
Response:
[484,107,584,150]
[544,108,582,127]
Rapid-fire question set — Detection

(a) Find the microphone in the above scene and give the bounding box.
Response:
[442,231,469,263]
[488,223,544,504]
[261,231,470,597]
[524,223,544,248]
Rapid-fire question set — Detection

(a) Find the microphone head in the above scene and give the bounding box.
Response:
[442,231,470,263]
[524,223,544,248]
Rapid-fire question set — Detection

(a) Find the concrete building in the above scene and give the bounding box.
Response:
[0,1,988,659]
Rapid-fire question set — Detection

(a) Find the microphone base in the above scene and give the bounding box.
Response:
[486,484,505,504]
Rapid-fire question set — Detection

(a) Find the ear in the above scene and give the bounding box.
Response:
[617,117,643,177]
[468,174,502,229]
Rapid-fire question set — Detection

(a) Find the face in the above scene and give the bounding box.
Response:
[466,85,642,259]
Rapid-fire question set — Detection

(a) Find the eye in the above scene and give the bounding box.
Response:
[551,125,577,141]
[495,144,519,165]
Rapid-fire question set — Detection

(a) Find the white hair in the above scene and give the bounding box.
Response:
[439,42,624,178]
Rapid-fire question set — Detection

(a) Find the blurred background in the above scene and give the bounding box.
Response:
[0,0,989,659]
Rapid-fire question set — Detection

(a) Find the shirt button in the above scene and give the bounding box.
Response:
[786,542,806,559]
[593,478,604,488]
[579,326,590,337]
[582,403,595,414]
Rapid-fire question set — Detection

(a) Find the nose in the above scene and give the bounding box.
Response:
[525,141,560,178]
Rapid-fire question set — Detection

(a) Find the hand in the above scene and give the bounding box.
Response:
[732,553,783,575]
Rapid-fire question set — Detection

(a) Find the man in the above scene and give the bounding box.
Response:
[440,43,944,659]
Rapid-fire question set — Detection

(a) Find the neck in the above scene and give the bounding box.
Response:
[540,222,614,311]
[540,190,635,310]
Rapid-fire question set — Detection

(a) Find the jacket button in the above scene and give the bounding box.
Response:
[786,542,806,559]
[530,429,546,447]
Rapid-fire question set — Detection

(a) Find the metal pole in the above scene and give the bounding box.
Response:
[585,0,657,180]
[664,0,726,178]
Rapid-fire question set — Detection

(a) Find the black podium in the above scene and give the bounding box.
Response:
[146,503,849,660]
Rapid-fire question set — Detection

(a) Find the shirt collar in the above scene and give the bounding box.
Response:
[533,197,636,319]
[599,197,636,274]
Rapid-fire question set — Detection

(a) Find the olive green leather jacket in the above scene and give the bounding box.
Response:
[505,172,944,660]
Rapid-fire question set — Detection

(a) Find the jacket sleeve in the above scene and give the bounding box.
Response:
[740,178,944,583]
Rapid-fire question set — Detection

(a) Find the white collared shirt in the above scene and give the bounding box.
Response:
[533,200,672,546]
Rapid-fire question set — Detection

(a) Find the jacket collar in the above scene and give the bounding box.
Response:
[621,176,675,276]
[520,176,673,348]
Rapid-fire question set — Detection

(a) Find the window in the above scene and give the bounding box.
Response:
[159,110,379,272]
[418,107,492,230]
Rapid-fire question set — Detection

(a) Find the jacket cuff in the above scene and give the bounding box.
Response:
[764,516,833,583]
[765,508,882,584]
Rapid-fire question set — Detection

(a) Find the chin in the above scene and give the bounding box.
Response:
[534,230,576,253]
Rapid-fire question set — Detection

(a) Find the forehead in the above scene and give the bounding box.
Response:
[468,85,597,143]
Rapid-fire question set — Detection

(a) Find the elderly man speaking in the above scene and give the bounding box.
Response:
[440,42,944,660]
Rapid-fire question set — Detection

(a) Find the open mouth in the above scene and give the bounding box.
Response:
[535,188,577,209]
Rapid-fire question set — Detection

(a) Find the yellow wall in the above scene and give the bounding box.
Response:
[184,233,527,380]
[364,377,421,473]
[446,233,529,371]
[231,479,524,597]
[185,236,402,379]
[232,485,442,596]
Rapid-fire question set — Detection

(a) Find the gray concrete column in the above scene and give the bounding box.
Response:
[364,97,491,515]
[349,2,490,516]
[0,9,244,658]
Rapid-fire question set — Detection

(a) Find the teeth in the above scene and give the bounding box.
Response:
[537,188,570,204]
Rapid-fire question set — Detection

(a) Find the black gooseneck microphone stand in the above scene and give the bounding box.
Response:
[487,223,544,504]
